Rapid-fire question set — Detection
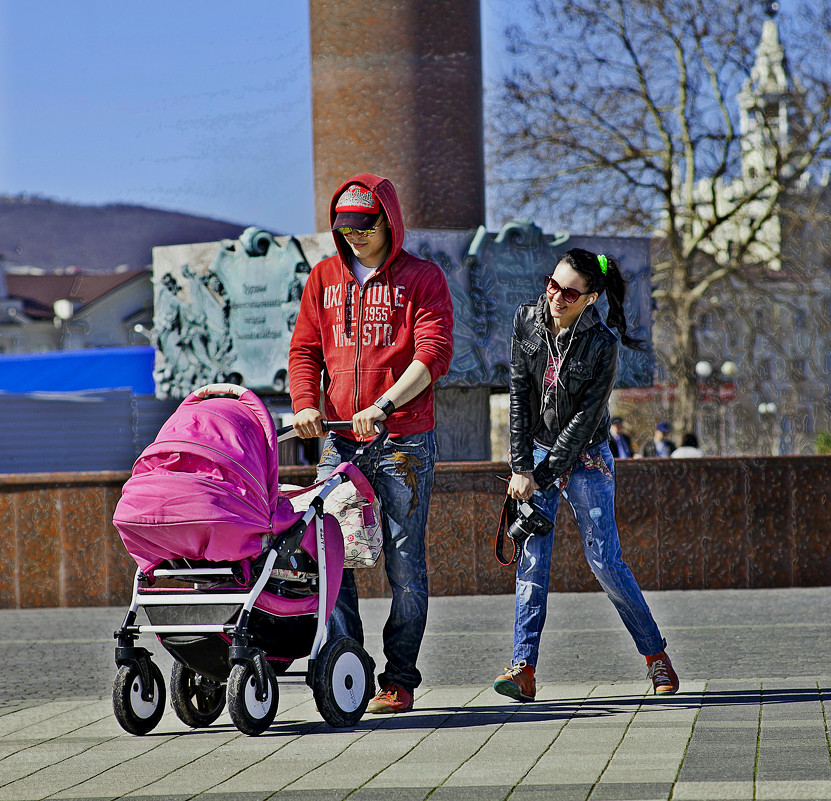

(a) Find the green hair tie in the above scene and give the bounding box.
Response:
[597,254,608,275]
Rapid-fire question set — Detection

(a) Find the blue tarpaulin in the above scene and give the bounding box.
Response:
[0,346,155,394]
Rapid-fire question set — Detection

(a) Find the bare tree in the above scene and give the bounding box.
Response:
[489,0,831,439]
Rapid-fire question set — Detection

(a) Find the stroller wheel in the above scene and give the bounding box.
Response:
[169,661,226,728]
[227,661,279,735]
[112,661,166,735]
[312,637,373,728]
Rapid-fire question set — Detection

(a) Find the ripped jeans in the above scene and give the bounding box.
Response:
[513,441,665,668]
[317,430,436,693]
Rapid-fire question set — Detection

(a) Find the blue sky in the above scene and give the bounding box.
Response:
[0,0,513,235]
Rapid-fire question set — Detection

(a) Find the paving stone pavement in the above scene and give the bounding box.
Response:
[2,587,831,800]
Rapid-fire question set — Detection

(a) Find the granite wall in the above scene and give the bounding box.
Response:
[2,456,829,608]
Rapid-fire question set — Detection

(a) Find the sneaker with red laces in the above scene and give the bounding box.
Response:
[646,651,679,695]
[366,683,414,714]
[493,661,536,701]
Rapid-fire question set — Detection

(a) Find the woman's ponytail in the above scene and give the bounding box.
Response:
[558,248,645,350]
[602,256,645,350]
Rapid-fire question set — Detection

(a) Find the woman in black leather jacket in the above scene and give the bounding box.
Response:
[493,248,679,702]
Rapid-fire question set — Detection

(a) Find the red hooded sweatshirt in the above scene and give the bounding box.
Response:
[289,174,454,439]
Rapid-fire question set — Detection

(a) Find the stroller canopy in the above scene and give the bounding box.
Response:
[114,385,295,576]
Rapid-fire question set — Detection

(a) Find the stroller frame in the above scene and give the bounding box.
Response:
[112,384,384,736]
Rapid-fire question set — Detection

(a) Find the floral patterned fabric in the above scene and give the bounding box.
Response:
[280,482,382,568]
[556,448,614,491]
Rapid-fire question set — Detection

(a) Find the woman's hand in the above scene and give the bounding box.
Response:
[508,472,538,501]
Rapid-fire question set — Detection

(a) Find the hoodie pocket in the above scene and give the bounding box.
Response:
[326,367,394,417]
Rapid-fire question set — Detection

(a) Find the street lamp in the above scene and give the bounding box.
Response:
[721,360,738,380]
[757,401,778,455]
[695,360,738,454]
[695,359,737,386]
[695,360,713,381]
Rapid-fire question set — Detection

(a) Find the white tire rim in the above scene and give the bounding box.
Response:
[130,677,159,719]
[331,651,365,713]
[243,675,272,719]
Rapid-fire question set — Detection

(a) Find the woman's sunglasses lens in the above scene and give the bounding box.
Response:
[545,276,580,303]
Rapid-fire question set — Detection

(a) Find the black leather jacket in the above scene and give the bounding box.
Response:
[509,296,618,489]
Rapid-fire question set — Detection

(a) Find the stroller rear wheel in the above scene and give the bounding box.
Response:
[112,661,166,735]
[227,661,279,735]
[169,661,226,728]
[312,637,373,728]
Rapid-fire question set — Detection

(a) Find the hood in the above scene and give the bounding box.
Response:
[329,173,404,273]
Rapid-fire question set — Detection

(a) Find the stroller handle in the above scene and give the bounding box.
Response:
[276,419,351,441]
[192,383,248,399]
[276,420,388,442]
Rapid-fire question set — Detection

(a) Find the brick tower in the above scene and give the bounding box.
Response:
[309,0,484,231]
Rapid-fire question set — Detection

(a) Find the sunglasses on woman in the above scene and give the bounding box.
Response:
[544,275,592,304]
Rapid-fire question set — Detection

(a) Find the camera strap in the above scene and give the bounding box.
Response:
[494,495,520,566]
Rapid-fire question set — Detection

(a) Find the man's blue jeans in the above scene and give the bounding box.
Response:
[317,430,436,693]
[513,441,666,668]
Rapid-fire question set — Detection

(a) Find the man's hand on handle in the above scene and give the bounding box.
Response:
[293,407,324,439]
[293,405,385,440]
[353,405,387,439]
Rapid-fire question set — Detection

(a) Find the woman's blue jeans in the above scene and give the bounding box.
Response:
[317,430,436,694]
[513,441,666,668]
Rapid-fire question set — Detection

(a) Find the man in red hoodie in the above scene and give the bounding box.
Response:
[289,174,454,713]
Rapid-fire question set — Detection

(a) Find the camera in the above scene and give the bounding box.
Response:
[507,501,553,543]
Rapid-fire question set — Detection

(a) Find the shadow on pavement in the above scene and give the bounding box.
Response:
[98,686,830,740]
[238,687,831,735]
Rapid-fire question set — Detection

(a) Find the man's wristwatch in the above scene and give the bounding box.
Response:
[373,396,396,418]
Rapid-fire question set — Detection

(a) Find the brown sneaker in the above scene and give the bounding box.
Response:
[366,683,414,714]
[493,661,536,701]
[646,651,679,695]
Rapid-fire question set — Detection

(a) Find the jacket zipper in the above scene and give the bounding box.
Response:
[353,281,366,415]
[349,253,392,416]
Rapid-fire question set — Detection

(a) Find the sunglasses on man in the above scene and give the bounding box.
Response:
[336,217,385,238]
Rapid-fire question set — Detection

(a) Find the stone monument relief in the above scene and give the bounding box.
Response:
[152,220,653,401]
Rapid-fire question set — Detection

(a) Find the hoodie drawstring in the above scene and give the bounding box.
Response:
[344,279,355,340]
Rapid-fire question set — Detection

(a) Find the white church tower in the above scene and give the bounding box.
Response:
[737,2,804,185]
[698,1,807,271]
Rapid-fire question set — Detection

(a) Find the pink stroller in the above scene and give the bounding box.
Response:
[111,383,384,735]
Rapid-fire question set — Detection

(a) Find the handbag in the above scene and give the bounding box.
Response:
[280,481,383,568]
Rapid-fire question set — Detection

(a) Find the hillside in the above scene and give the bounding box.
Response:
[0,195,260,273]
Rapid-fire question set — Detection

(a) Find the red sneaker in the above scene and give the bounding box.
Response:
[366,683,414,714]
[493,661,536,701]
[646,651,679,695]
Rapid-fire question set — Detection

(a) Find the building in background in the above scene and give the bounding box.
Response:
[615,14,831,457]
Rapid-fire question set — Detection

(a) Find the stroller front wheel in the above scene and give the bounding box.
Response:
[227,661,279,735]
[169,661,226,728]
[312,637,373,728]
[112,661,166,735]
